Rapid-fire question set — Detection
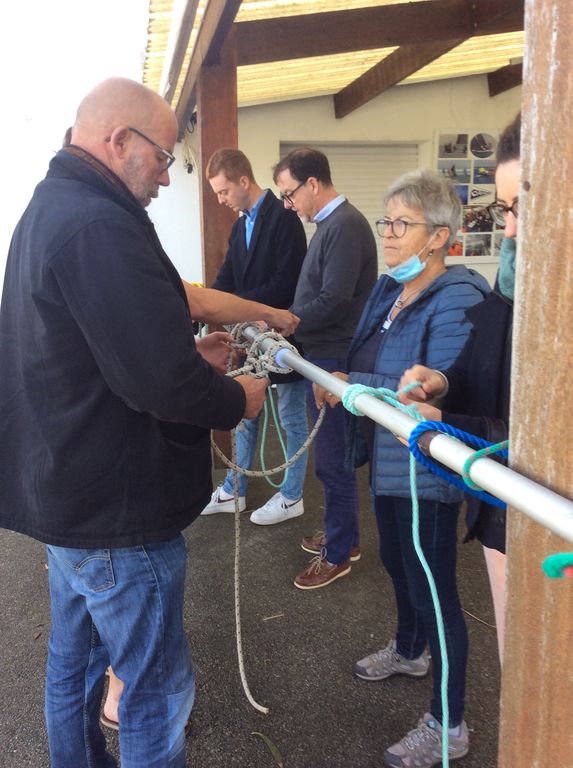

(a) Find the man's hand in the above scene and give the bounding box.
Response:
[260,308,299,337]
[183,282,299,336]
[196,332,242,374]
[234,375,270,419]
[398,365,447,404]
[313,371,348,409]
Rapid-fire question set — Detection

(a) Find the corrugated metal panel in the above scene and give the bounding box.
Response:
[237,32,524,106]
[143,1,523,111]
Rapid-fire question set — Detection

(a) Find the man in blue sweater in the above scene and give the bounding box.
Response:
[274,148,378,589]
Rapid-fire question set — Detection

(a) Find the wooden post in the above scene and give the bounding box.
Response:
[499,1,573,765]
[196,25,238,289]
[196,27,238,467]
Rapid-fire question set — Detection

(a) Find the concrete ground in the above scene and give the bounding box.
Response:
[0,433,501,768]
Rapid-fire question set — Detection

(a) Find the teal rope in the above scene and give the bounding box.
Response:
[462,440,509,490]
[342,382,450,765]
[409,452,450,766]
[259,387,289,489]
[542,553,573,579]
[341,381,422,421]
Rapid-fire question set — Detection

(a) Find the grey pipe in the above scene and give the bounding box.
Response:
[241,325,573,545]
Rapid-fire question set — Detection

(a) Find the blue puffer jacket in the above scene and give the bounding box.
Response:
[346,266,490,501]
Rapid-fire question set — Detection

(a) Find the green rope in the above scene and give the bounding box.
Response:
[341,381,450,765]
[259,387,289,489]
[462,440,509,490]
[341,381,422,420]
[542,553,573,579]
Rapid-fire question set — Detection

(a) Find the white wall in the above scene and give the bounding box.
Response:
[239,75,521,287]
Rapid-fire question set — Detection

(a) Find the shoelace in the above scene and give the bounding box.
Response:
[306,554,327,574]
[403,723,440,750]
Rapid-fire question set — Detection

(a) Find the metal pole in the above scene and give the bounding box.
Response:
[242,325,573,544]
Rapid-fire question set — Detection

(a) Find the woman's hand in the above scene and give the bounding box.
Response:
[398,365,447,403]
[313,372,349,409]
[414,402,442,421]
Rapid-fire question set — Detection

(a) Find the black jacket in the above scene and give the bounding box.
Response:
[213,189,307,383]
[0,148,246,547]
[441,286,513,552]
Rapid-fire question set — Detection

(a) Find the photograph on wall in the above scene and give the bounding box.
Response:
[437,159,471,183]
[448,238,464,257]
[438,133,469,158]
[494,232,505,258]
[462,205,494,234]
[473,160,496,185]
[436,129,500,262]
[464,233,492,258]
[454,184,469,204]
[470,132,497,159]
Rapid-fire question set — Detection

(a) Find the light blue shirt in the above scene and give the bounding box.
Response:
[243,190,267,248]
[313,194,346,223]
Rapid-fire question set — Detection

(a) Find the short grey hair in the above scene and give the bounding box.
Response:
[384,170,462,250]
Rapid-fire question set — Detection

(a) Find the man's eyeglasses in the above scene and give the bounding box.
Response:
[375,218,442,239]
[487,200,518,227]
[127,126,176,170]
[280,179,307,205]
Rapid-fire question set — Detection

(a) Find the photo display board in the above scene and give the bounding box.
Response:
[436,131,504,262]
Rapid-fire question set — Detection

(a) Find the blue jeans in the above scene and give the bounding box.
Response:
[374,496,468,727]
[306,357,359,565]
[45,535,194,768]
[222,379,309,501]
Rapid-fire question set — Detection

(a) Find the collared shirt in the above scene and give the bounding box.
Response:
[243,190,267,248]
[313,194,346,223]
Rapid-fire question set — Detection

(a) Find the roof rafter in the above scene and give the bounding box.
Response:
[334,39,464,119]
[488,61,523,96]
[333,0,524,117]
[235,0,523,67]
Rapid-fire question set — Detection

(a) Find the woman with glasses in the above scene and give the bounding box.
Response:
[314,169,489,767]
[400,113,520,670]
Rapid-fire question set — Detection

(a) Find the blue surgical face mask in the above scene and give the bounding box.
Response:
[386,236,435,284]
[498,237,516,300]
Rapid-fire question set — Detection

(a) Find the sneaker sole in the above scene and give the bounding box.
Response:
[354,666,429,681]
[383,743,468,767]
[294,564,351,590]
[201,505,247,515]
[250,509,304,526]
[301,543,361,562]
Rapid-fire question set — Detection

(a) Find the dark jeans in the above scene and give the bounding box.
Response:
[306,356,359,565]
[374,495,468,726]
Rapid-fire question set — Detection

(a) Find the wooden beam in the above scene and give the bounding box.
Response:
[498,1,573,766]
[196,27,238,468]
[174,0,242,137]
[488,62,523,96]
[334,39,463,119]
[333,0,523,118]
[196,28,238,290]
[236,0,523,66]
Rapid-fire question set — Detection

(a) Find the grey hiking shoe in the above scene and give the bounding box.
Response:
[383,712,469,767]
[354,639,430,681]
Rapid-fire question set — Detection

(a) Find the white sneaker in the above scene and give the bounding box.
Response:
[201,487,246,516]
[250,492,304,526]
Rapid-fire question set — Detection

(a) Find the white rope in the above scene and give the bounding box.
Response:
[222,325,326,715]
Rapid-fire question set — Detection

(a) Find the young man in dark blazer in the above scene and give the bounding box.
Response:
[202,149,309,525]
